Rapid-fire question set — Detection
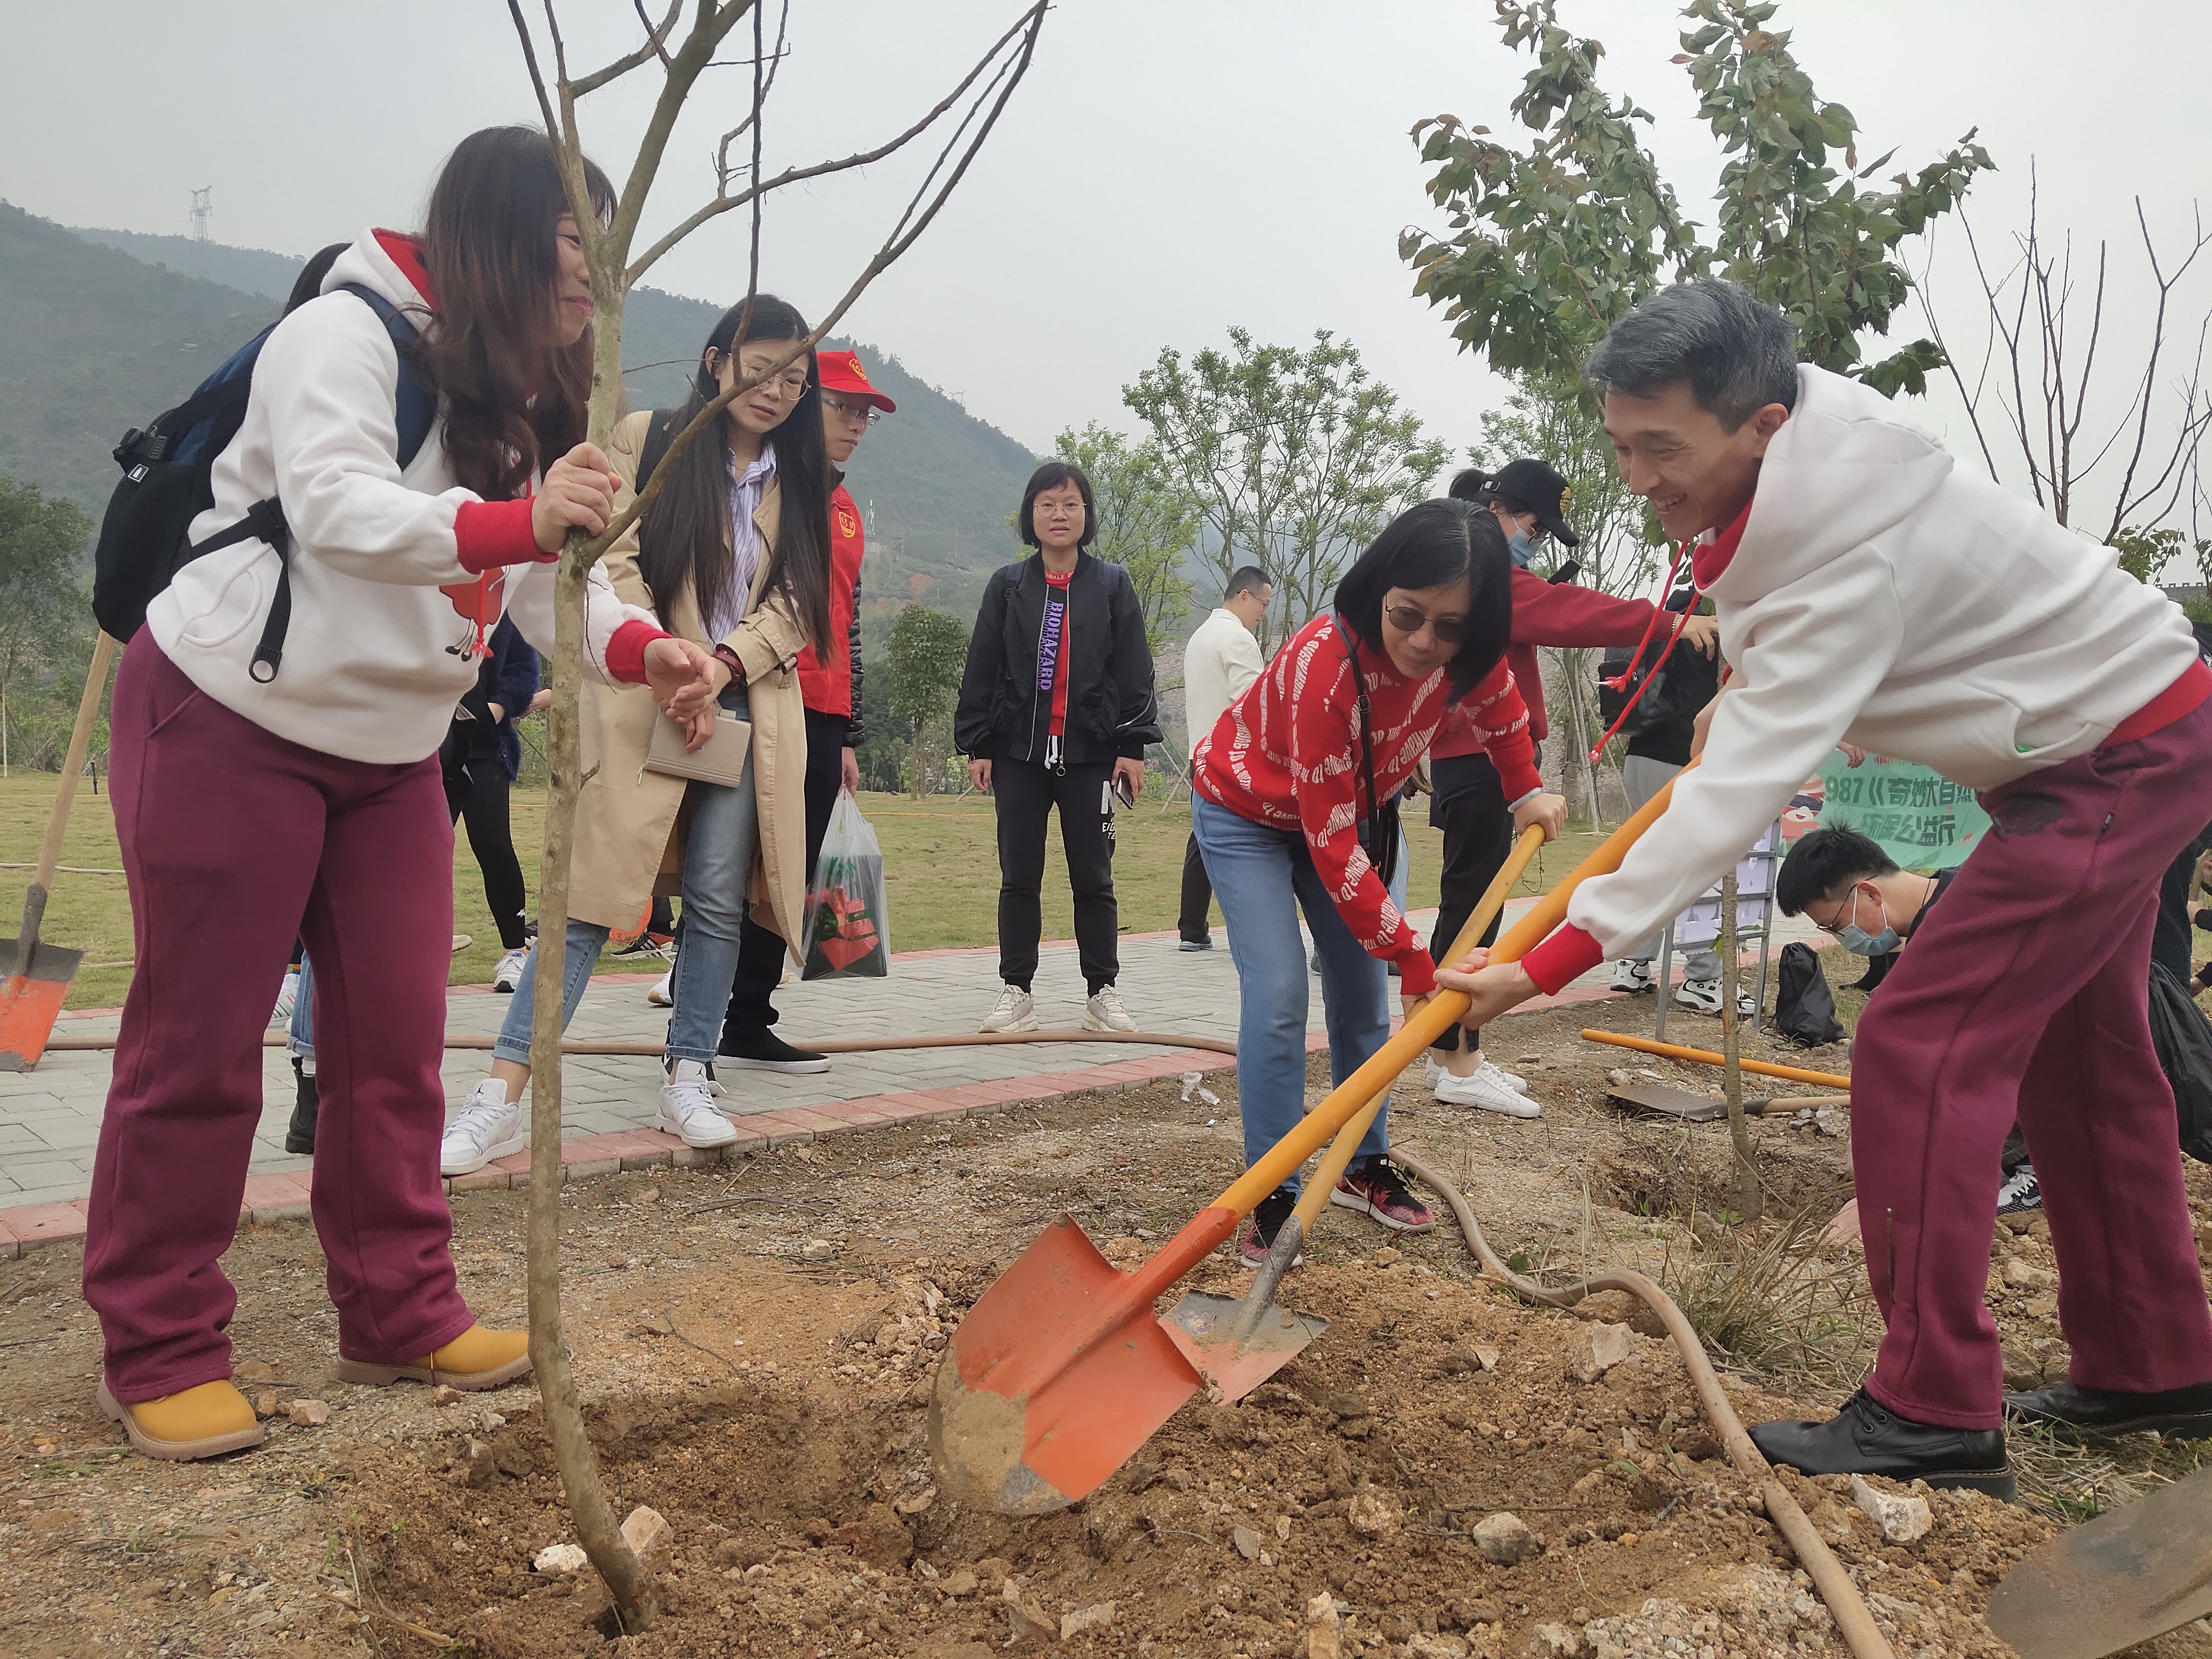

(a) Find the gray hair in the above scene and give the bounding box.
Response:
[1584,279,1800,430]
[1224,565,1272,601]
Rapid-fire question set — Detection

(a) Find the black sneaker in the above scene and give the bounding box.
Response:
[2005,1378,2212,1442]
[1330,1156,1435,1232]
[1995,1161,2041,1216]
[284,1057,319,1156]
[1747,1387,2015,1499]
[717,1026,832,1075]
[1239,1188,1298,1268]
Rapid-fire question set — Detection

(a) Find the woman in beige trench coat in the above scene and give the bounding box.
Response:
[440,295,837,1171]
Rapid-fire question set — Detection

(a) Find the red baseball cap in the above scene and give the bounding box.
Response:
[817,349,895,414]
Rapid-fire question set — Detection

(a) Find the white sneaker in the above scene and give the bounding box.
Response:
[1083,985,1138,1032]
[647,968,674,1008]
[657,1059,738,1148]
[1610,958,1656,994]
[1434,1065,1541,1118]
[1423,1054,1444,1087]
[1478,1059,1531,1096]
[979,984,1038,1033]
[270,968,300,1026]
[1677,978,1758,1019]
[492,947,528,994]
[441,1079,527,1175]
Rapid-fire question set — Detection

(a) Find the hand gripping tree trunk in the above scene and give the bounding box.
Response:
[504,0,1047,1630]
[1718,871,1762,1223]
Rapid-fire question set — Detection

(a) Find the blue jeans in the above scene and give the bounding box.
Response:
[1192,795,1391,1189]
[492,684,759,1066]
[288,952,315,1060]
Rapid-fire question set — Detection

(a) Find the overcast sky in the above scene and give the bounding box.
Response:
[9,1,2211,537]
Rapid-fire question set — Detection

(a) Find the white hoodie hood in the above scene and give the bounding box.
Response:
[1561,364,2200,960]
[147,228,647,764]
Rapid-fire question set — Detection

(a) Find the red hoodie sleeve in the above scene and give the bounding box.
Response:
[1507,568,1658,647]
[604,619,675,687]
[1455,659,1544,801]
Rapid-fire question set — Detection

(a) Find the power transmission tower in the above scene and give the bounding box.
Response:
[189,187,214,243]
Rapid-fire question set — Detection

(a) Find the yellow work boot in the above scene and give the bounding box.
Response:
[337,1324,534,1391]
[99,1379,264,1462]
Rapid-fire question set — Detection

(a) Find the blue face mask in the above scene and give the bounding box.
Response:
[1507,529,1538,568]
[1831,889,1899,956]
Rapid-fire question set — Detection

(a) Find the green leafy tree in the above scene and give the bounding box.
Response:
[1052,423,1197,650]
[1125,329,1449,649]
[888,603,969,798]
[1401,0,1993,396]
[0,476,93,776]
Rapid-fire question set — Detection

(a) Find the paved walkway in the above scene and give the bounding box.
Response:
[0,899,1821,1254]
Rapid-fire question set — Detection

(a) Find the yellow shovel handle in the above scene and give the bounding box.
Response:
[1212,764,1694,1221]
[1286,822,1550,1233]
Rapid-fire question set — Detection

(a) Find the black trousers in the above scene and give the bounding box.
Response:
[1178,831,1213,942]
[992,756,1119,993]
[721,707,849,1041]
[1427,752,1515,1054]
[441,742,530,952]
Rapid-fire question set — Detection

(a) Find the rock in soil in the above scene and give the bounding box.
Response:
[1851,1474,1934,1543]
[1474,1510,1540,1565]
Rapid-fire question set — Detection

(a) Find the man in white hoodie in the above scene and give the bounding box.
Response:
[1442,280,2212,1496]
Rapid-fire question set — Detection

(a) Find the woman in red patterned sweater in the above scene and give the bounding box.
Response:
[1193,500,1567,1261]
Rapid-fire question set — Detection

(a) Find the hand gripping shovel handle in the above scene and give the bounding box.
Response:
[1083,766,1697,1350]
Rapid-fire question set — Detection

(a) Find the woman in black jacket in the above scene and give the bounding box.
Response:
[956,461,1160,1034]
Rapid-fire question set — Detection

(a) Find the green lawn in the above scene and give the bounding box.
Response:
[2,772,1607,1011]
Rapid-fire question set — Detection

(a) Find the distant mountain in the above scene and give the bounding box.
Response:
[1,204,1039,615]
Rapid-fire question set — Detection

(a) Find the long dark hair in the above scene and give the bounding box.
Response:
[420,126,615,501]
[1332,499,1513,698]
[636,295,833,653]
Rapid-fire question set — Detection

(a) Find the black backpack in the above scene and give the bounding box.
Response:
[2147,961,2212,1164]
[92,243,437,681]
[1772,941,1844,1047]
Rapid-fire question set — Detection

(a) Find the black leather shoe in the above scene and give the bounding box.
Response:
[284,1057,319,1156]
[2005,1378,2212,1441]
[717,1026,831,1075]
[1748,1387,2015,1499]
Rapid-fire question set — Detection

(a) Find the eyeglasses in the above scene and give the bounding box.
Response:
[821,394,881,427]
[1383,603,1468,644]
[738,364,811,398]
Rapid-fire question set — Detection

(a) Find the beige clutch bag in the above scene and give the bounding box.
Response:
[645,709,752,787]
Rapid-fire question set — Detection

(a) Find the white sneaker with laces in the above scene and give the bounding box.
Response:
[1084,985,1138,1032]
[647,968,674,1008]
[979,984,1038,1033]
[1611,958,1656,994]
[270,968,300,1026]
[1478,1058,1532,1096]
[492,947,529,994]
[1677,978,1758,1019]
[441,1079,527,1175]
[1434,1064,1541,1118]
[1424,1054,1444,1087]
[657,1059,738,1148]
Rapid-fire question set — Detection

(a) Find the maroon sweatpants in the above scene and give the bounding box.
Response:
[1854,696,2212,1429]
[84,637,473,1402]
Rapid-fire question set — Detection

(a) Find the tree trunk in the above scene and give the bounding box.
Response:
[524,297,658,1631]
[910,717,927,799]
[1562,648,1604,832]
[1718,870,1762,1223]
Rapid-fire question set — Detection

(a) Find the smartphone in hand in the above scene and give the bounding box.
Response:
[1110,774,1136,810]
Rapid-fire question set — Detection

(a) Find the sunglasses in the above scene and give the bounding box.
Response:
[1384,603,1469,644]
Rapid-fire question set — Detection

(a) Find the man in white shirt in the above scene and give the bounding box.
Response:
[1179,566,1272,947]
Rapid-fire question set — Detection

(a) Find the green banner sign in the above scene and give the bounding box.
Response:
[1815,754,1989,870]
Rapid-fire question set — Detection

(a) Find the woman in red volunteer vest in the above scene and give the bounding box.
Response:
[83,127,713,1462]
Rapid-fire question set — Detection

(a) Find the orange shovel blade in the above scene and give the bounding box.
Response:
[0,943,82,1073]
[930,1216,1207,1514]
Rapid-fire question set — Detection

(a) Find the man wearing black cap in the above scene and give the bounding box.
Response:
[1423,459,1719,1117]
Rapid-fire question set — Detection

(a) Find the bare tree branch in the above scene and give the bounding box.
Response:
[707,0,789,170]
[504,0,565,146]
[606,0,685,85]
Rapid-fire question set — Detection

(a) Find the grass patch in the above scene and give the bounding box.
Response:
[1657,1199,1876,1390]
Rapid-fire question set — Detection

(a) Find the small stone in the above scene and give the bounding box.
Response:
[2002,1259,2055,1290]
[619,1504,670,1559]
[894,1486,936,1515]
[533,1543,589,1574]
[1471,1342,1501,1372]
[1371,1247,1402,1266]
[1060,1600,1116,1640]
[1526,1624,1589,1657]
[1850,1475,1933,1543]
[285,1399,331,1427]
[1345,1490,1397,1536]
[1317,1385,1369,1419]
[235,1359,278,1382]
[1570,1321,1634,1382]
[1473,1511,1538,1566]
[801,1238,837,1261]
[1407,1636,1470,1658]
[1305,1590,1342,1659]
[251,1390,279,1420]
[1517,1054,1541,1065]
[1002,1578,1055,1641]
[941,1567,979,1598]
[1233,1525,1261,1560]
[431,1385,463,1407]
[1276,1514,1293,1542]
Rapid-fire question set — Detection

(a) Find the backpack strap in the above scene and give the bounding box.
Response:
[336,283,437,468]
